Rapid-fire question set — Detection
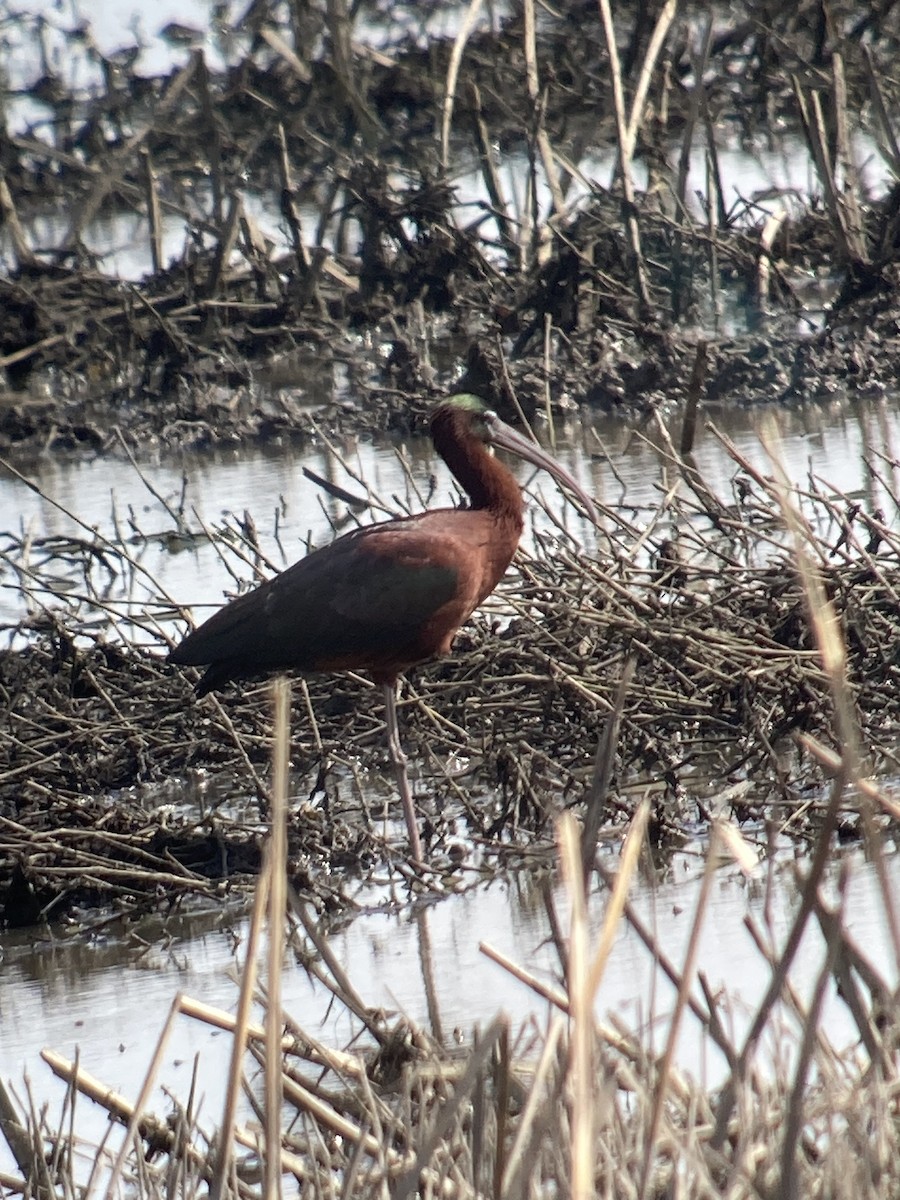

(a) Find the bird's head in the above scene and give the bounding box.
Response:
[433,393,597,523]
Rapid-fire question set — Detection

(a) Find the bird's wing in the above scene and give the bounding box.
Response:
[323,528,461,625]
[263,524,462,656]
[171,520,463,673]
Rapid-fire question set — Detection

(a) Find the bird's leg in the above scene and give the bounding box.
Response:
[382,681,424,865]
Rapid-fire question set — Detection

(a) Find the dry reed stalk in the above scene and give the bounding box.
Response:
[254,1054,405,1171]
[479,940,570,1011]
[580,655,636,885]
[797,733,900,821]
[324,0,383,144]
[293,904,390,1044]
[781,869,849,1198]
[177,995,365,1084]
[711,419,873,1149]
[522,0,565,220]
[205,194,244,301]
[829,51,866,261]
[259,27,311,84]
[705,151,721,328]
[810,895,896,1079]
[209,848,271,1200]
[792,78,868,268]
[61,52,199,249]
[0,1075,53,1200]
[543,313,556,449]
[595,0,651,309]
[194,52,223,226]
[761,418,900,965]
[264,677,290,1200]
[0,455,184,613]
[396,1016,507,1200]
[440,0,485,170]
[467,81,517,265]
[99,994,187,1200]
[499,1016,566,1197]
[680,340,707,457]
[0,172,37,269]
[673,21,711,208]
[862,46,900,175]
[585,798,648,1002]
[558,814,591,1200]
[652,408,728,526]
[758,207,787,308]
[622,0,677,167]
[638,817,754,1200]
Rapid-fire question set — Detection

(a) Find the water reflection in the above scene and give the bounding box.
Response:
[3,394,899,636]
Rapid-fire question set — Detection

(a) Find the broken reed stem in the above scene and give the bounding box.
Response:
[680,340,707,457]
[580,653,636,887]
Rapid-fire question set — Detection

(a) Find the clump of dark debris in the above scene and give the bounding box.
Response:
[1,1,900,454]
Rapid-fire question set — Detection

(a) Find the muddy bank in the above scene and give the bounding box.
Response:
[0,1,899,454]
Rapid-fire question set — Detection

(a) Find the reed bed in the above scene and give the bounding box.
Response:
[3,4,900,1189]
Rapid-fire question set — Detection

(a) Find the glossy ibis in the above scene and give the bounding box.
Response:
[169,393,596,863]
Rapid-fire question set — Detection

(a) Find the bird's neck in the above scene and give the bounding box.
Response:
[434,420,524,524]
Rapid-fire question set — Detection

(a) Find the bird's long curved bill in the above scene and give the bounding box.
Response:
[485,413,598,524]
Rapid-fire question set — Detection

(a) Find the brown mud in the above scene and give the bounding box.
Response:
[3,0,900,925]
